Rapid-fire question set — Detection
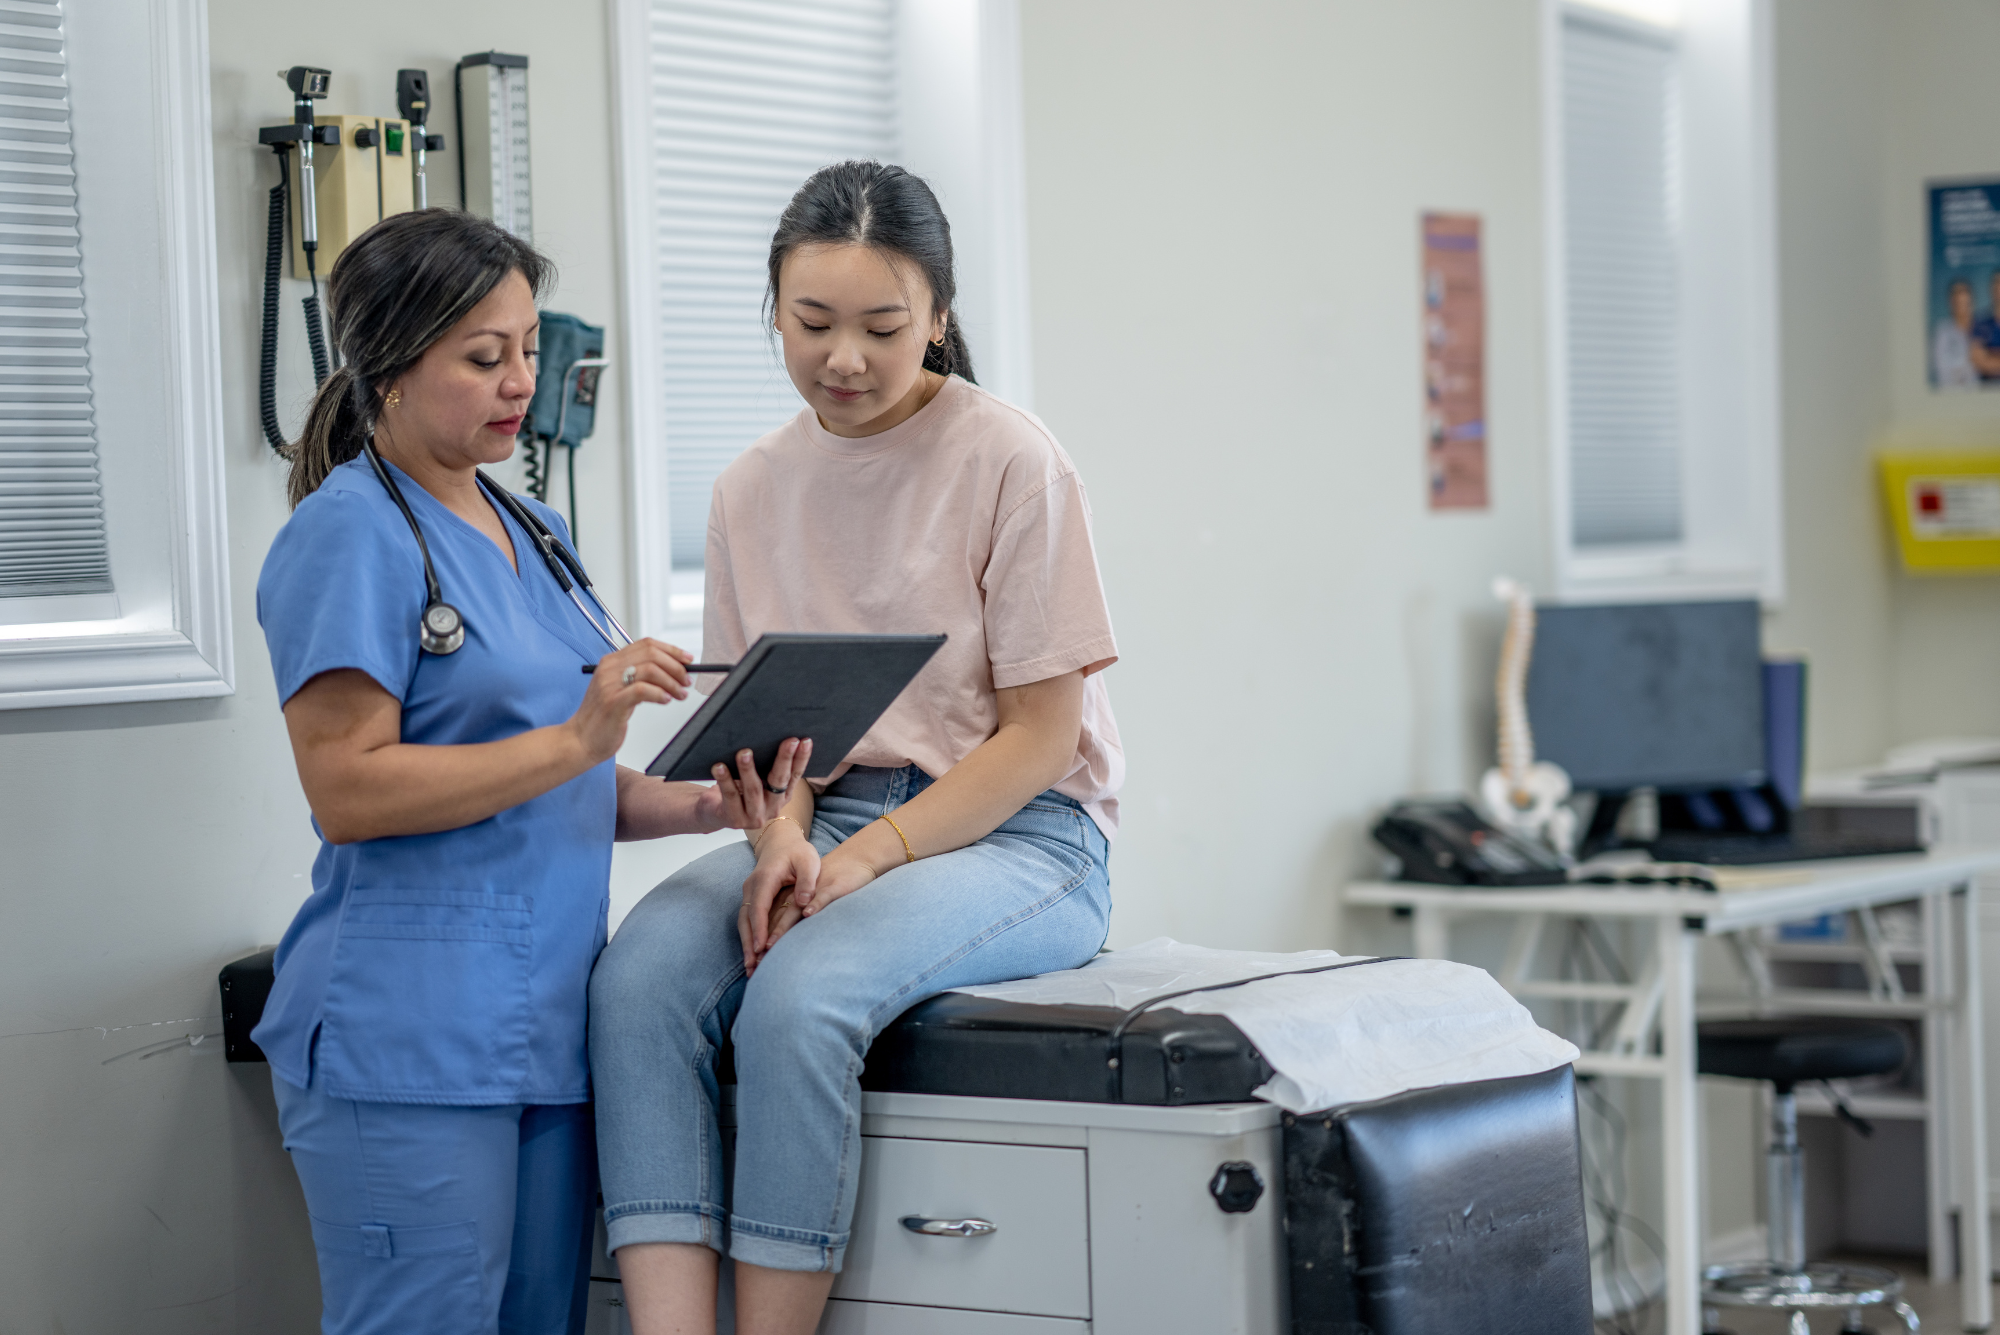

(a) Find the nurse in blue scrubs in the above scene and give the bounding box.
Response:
[253,209,806,1335]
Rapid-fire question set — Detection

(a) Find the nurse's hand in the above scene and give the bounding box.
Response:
[704,738,812,830]
[569,640,692,763]
[739,817,818,974]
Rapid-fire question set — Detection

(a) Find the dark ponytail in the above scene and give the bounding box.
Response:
[766,161,975,384]
[285,209,551,509]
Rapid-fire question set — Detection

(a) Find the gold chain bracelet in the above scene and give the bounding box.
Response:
[752,813,805,857]
[880,812,916,864]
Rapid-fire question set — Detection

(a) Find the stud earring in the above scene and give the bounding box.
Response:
[384,387,402,410]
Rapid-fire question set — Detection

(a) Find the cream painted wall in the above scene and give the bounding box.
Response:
[1764,0,1899,772]
[1766,0,2000,771]
[1877,0,2000,751]
[0,3,631,1329]
[1015,0,1553,954]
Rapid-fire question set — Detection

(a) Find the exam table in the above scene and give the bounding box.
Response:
[223,950,1595,1334]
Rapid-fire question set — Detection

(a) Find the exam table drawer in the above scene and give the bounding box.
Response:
[829,1136,1090,1320]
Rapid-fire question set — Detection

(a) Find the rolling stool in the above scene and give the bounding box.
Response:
[1697,1019,1917,1335]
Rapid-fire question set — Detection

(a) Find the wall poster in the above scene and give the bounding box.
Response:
[1927,179,2000,391]
[1422,212,1487,508]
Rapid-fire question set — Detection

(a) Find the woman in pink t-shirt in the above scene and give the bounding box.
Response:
[590,161,1123,1334]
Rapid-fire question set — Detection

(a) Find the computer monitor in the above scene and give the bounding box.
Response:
[1524,599,1766,792]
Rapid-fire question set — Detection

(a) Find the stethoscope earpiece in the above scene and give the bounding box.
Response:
[420,600,465,655]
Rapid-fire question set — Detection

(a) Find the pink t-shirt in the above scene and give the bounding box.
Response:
[704,375,1124,837]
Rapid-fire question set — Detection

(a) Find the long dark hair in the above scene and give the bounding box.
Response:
[285,209,551,508]
[766,161,975,384]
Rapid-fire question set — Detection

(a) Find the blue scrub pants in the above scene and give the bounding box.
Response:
[273,1074,594,1335]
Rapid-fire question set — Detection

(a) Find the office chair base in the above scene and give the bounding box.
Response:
[1702,1262,1917,1333]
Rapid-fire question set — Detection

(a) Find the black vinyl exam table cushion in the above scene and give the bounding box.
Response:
[222,950,1592,1335]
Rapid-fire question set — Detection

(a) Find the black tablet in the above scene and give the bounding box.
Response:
[644,633,947,782]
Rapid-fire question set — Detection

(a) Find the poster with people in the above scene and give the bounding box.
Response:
[1928,180,2000,390]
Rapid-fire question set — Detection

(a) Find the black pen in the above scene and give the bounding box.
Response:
[582,662,735,674]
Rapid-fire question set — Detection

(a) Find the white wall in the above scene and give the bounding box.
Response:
[1876,0,2000,752]
[1765,0,2000,772]
[0,3,630,1329]
[1015,0,1554,952]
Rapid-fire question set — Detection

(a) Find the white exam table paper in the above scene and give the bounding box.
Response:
[951,937,1580,1113]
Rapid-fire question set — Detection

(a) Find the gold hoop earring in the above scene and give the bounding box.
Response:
[384,387,402,411]
[931,334,946,347]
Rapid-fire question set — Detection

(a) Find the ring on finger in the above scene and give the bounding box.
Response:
[765,781,788,795]
[621,666,637,686]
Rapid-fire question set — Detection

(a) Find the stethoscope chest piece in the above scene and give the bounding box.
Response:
[420,600,465,655]
[362,436,630,661]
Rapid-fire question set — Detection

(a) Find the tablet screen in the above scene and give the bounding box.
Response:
[644,633,947,782]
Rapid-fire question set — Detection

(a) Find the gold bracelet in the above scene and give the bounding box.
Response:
[880,812,916,864]
[752,813,805,856]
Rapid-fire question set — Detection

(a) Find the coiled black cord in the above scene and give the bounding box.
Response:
[303,277,330,386]
[258,154,288,452]
[259,149,334,453]
[521,435,545,500]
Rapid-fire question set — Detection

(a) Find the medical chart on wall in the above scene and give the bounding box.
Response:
[1927,180,2000,391]
[1422,212,1488,508]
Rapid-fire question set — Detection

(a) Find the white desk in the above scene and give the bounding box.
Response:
[1344,847,1996,1335]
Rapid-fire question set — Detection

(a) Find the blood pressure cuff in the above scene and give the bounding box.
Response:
[525,312,603,448]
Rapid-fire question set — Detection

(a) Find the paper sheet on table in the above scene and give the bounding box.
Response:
[951,937,1579,1113]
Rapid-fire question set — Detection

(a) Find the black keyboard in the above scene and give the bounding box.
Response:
[1647,831,1922,865]
[1648,801,1925,866]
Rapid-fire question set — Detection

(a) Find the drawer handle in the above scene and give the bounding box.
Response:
[900,1215,997,1238]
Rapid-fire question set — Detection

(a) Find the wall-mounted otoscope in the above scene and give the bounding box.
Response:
[257,67,339,409]
[396,69,447,210]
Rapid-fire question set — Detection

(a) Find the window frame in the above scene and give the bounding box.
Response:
[0,0,232,709]
[606,0,1033,639]
[1542,0,1784,605]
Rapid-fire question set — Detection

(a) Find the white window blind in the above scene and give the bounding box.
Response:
[1562,10,1683,549]
[648,0,899,568]
[0,0,106,598]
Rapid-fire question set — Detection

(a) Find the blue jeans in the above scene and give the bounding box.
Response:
[272,1075,594,1335]
[589,765,1111,1271]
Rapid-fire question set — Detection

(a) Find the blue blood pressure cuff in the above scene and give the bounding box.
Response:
[527,311,604,448]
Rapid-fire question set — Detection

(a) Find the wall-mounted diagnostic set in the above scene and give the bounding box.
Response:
[254,56,596,520]
[256,65,447,451]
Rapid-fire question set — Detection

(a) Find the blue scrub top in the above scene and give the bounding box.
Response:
[254,455,616,1105]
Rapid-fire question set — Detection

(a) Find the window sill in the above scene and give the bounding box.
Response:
[1558,546,1776,605]
[0,628,232,709]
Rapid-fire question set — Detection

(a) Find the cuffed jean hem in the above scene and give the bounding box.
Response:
[603,1203,729,1257]
[727,1220,847,1274]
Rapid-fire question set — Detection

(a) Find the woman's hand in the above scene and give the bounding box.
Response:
[792,839,890,920]
[567,640,693,764]
[739,819,819,974]
[697,738,812,832]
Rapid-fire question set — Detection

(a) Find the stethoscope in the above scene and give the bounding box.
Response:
[362,437,632,657]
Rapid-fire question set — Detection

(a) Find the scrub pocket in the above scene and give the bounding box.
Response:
[318,888,535,1098]
[309,1215,485,1334]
